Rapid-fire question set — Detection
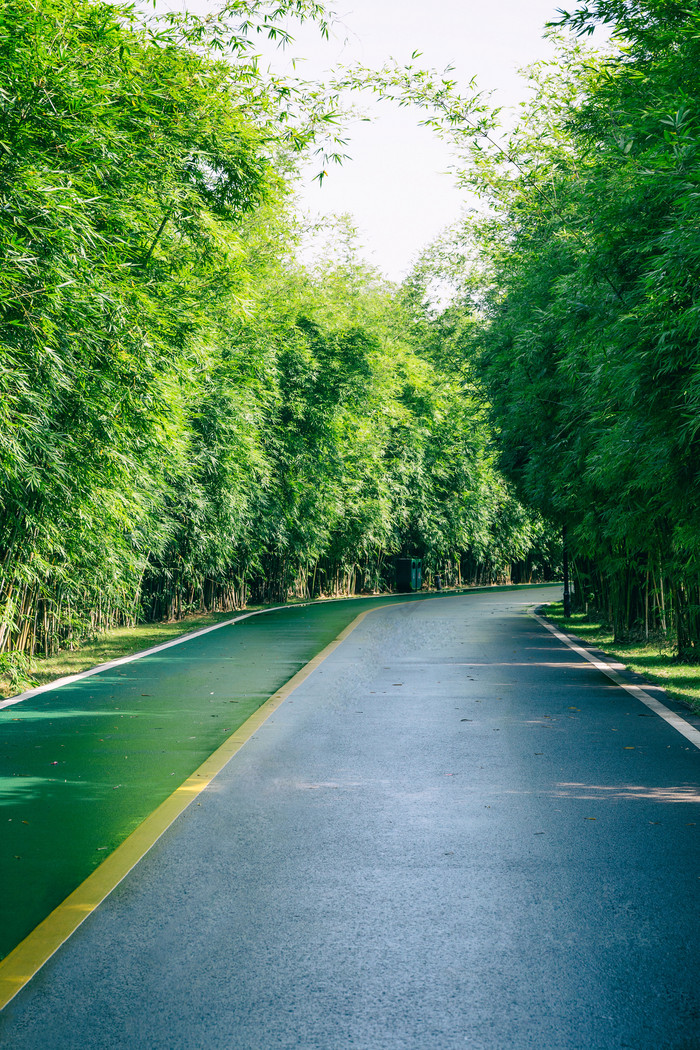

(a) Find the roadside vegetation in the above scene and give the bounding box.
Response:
[368,0,700,662]
[0,0,556,687]
[4,0,699,690]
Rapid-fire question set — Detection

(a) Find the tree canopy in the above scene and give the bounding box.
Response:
[402,0,700,655]
[0,0,553,681]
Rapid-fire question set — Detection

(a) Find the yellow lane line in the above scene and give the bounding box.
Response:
[0,608,375,1012]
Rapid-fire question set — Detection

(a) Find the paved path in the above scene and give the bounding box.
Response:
[2,589,700,1049]
[0,591,444,962]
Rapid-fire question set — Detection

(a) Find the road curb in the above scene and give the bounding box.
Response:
[530,608,700,752]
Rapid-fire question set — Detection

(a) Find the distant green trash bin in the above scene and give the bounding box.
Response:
[397,557,422,592]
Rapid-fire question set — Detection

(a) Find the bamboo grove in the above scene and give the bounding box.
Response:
[412,0,700,656]
[0,0,556,675]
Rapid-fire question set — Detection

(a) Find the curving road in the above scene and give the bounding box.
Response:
[2,588,700,1049]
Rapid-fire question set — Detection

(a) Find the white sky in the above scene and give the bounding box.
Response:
[268,0,571,280]
[162,1,581,279]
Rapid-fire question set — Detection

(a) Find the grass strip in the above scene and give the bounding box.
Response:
[542,601,700,715]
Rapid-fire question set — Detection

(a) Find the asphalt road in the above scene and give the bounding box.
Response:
[2,588,700,1049]
[0,592,445,962]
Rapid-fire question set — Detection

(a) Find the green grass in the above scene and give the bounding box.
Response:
[541,601,700,715]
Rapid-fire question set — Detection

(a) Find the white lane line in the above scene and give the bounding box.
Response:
[531,612,700,751]
[0,602,316,712]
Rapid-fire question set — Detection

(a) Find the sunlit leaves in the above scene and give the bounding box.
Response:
[451,2,700,651]
[0,0,551,662]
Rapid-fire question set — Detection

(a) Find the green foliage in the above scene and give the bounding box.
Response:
[406,2,700,654]
[0,650,36,691]
[0,0,552,665]
[337,2,700,654]
[0,0,283,650]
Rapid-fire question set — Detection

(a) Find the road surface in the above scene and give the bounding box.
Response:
[2,588,699,1049]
